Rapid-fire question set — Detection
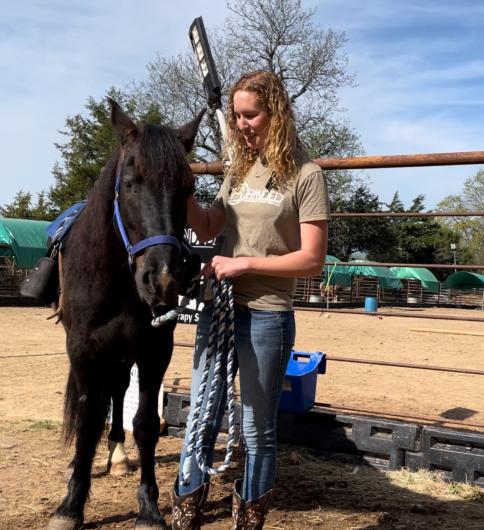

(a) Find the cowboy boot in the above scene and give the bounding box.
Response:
[171,477,209,530]
[232,480,272,530]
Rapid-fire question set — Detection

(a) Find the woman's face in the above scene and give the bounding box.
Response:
[233,90,270,152]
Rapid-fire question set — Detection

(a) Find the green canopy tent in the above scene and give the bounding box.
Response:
[345,262,402,289]
[0,218,49,268]
[322,255,354,287]
[443,272,484,290]
[325,260,402,290]
[389,266,440,293]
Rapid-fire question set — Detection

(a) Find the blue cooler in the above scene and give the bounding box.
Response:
[279,350,326,413]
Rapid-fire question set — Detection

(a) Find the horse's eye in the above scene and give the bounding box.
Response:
[126,156,135,167]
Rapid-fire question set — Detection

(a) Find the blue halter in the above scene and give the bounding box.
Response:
[113,161,189,266]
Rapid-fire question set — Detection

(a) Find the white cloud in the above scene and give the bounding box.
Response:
[313,0,484,207]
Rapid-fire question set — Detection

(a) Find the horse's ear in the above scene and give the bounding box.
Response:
[108,97,138,146]
[176,109,206,153]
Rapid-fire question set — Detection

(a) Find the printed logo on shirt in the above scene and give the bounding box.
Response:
[228,183,284,206]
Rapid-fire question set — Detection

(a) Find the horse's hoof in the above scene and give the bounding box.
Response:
[45,515,83,530]
[134,523,169,530]
[107,441,131,476]
[109,458,131,476]
[134,516,168,529]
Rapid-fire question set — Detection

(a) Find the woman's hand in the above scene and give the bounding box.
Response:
[200,220,328,281]
[201,256,249,281]
[187,195,226,243]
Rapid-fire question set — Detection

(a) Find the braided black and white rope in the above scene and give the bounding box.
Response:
[151,276,201,327]
[181,276,237,485]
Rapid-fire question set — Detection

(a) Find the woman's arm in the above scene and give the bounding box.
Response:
[187,195,226,243]
[207,220,328,280]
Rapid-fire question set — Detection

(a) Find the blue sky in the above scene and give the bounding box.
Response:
[2,0,484,209]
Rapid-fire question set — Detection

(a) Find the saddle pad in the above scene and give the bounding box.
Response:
[47,201,87,244]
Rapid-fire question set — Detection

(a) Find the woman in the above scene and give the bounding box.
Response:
[172,70,330,529]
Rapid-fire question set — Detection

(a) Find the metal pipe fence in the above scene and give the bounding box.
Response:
[185,149,484,431]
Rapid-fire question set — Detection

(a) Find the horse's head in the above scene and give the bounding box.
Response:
[109,98,204,313]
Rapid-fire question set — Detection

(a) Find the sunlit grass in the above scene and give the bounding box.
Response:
[388,468,483,501]
[28,419,62,431]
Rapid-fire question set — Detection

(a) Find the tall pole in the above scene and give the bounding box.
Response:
[450,243,457,273]
[188,17,227,142]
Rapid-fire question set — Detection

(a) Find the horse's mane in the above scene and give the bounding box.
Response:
[87,151,118,221]
[138,124,195,193]
[82,123,195,227]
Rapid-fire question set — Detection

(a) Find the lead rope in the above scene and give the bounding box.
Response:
[181,277,237,485]
[151,276,201,327]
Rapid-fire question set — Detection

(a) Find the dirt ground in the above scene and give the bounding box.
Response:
[1,305,484,529]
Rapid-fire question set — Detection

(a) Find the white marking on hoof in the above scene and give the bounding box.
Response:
[107,440,130,476]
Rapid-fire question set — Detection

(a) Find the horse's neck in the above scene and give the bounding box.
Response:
[68,199,125,274]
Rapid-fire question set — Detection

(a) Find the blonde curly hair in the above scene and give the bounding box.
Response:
[224,70,300,190]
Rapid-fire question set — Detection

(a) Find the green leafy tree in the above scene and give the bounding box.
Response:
[329,189,466,280]
[8,0,362,214]
[0,190,55,221]
[48,88,165,214]
[133,0,362,201]
[329,185,396,261]
[381,193,469,279]
[437,170,484,266]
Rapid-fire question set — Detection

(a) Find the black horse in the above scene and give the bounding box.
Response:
[46,99,204,530]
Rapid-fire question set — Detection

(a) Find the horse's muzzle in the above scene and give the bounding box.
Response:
[135,255,180,309]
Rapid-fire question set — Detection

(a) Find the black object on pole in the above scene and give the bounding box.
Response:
[189,17,222,110]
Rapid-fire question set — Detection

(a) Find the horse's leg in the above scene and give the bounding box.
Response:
[64,458,75,482]
[48,358,109,530]
[132,339,172,530]
[107,361,132,476]
[63,362,131,481]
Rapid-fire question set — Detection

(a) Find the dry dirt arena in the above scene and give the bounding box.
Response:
[1,305,484,529]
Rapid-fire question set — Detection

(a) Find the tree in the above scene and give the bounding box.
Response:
[0,190,54,221]
[329,185,396,261]
[9,0,362,214]
[377,193,469,279]
[437,170,484,265]
[132,0,362,200]
[48,88,165,214]
[329,189,466,278]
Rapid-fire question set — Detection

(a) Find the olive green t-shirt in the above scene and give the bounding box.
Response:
[213,153,330,310]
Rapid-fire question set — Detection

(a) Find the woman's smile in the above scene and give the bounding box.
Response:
[233,90,270,151]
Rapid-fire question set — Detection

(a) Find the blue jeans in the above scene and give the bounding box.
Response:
[178,304,295,501]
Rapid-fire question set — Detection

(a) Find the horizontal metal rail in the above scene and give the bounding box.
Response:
[172,341,484,375]
[327,355,484,376]
[0,352,65,360]
[5,353,481,430]
[162,384,484,430]
[296,306,484,322]
[332,211,484,218]
[314,151,484,169]
[190,150,484,175]
[325,261,483,270]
